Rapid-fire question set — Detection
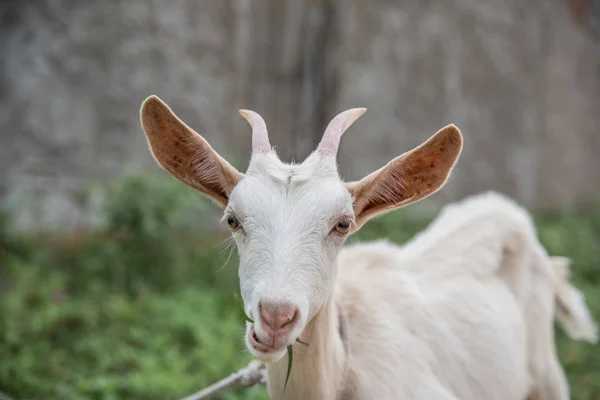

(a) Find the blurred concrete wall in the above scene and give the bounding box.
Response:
[1,0,599,230]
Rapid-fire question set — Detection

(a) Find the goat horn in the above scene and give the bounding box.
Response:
[239,109,271,154]
[317,108,367,156]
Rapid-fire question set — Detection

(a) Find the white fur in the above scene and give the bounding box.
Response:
[230,166,597,399]
[228,151,354,363]
[331,191,596,400]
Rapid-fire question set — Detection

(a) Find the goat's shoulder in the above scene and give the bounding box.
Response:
[337,239,402,274]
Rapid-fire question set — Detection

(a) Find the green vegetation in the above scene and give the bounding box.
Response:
[1,175,599,399]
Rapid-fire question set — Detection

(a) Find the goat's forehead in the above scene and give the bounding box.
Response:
[244,151,337,180]
[228,155,352,216]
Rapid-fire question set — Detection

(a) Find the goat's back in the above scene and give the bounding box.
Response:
[335,192,548,399]
[336,246,530,399]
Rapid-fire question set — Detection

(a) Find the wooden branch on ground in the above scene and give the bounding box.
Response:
[180,360,266,400]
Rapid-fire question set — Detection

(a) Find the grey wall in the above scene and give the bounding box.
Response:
[1,0,599,231]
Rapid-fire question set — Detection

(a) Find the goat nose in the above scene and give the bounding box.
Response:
[259,301,299,331]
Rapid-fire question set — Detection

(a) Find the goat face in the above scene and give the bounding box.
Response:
[139,95,463,363]
[227,152,354,361]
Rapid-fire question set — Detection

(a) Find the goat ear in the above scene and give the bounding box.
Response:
[140,95,243,208]
[346,124,462,230]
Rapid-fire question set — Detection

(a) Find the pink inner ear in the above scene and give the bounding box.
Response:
[140,95,243,207]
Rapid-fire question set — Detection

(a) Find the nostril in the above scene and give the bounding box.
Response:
[259,301,300,331]
[280,309,298,328]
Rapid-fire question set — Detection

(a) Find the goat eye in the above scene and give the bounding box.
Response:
[334,219,351,234]
[227,215,240,230]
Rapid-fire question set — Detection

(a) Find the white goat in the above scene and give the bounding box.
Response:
[139,96,597,400]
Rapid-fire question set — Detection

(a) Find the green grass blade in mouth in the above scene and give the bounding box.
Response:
[283,344,293,394]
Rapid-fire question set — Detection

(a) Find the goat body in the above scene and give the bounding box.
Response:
[267,192,597,399]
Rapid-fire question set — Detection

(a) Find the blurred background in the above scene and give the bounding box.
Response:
[1,0,599,399]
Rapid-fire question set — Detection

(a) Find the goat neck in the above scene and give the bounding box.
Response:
[265,296,351,399]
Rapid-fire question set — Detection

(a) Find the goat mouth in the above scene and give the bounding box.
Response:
[248,328,282,353]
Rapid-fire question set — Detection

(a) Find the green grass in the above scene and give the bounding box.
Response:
[0,175,599,399]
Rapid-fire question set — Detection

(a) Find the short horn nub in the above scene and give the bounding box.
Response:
[239,109,271,153]
[317,108,367,156]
